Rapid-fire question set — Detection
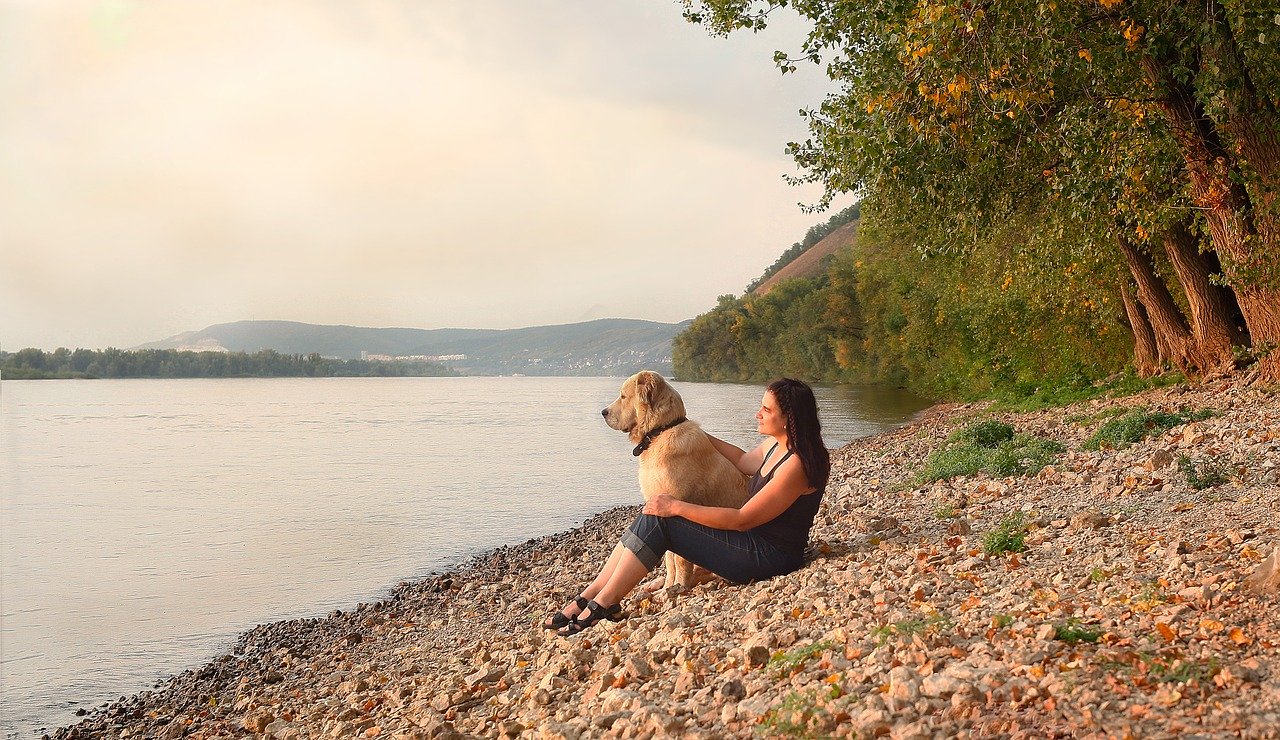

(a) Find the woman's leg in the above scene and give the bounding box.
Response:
[546,543,632,626]
[622,513,802,585]
[575,546,650,623]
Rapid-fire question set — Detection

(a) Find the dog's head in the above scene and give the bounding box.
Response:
[601,370,687,444]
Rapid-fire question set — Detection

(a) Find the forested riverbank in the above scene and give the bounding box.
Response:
[675,1,1280,399]
[0,348,457,380]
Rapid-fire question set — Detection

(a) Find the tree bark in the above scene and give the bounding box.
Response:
[1119,281,1161,377]
[1142,51,1280,381]
[1116,235,1197,375]
[1205,0,1280,255]
[1159,218,1245,373]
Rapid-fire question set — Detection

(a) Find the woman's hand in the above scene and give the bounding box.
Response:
[643,494,680,518]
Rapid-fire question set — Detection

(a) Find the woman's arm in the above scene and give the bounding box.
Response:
[643,456,813,531]
[705,433,766,475]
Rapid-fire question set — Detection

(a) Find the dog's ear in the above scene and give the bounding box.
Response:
[635,371,660,407]
[631,371,661,440]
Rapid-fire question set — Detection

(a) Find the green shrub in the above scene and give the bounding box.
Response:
[767,640,836,675]
[987,436,1066,476]
[983,512,1027,555]
[1083,408,1214,450]
[1176,454,1232,489]
[947,420,1015,447]
[758,688,837,738]
[870,614,953,645]
[920,421,1063,482]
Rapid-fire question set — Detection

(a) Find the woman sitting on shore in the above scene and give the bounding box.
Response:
[544,377,831,635]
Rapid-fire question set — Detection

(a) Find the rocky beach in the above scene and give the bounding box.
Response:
[51,378,1280,739]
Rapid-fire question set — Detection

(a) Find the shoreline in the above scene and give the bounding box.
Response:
[52,379,1280,739]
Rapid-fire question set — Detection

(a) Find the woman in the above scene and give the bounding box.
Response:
[543,377,831,634]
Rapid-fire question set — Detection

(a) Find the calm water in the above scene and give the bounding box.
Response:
[0,376,928,737]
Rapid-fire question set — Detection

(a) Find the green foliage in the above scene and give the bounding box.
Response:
[991,371,1188,413]
[678,0,1280,387]
[0,348,459,380]
[947,421,1014,448]
[1082,408,1214,450]
[673,207,1136,398]
[1148,656,1219,685]
[1177,454,1232,490]
[983,512,1027,556]
[757,688,840,738]
[1053,618,1103,645]
[919,421,1064,482]
[991,614,1014,629]
[767,640,836,675]
[869,613,952,645]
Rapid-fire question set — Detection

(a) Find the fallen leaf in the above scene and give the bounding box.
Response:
[1229,627,1251,645]
[1156,622,1176,642]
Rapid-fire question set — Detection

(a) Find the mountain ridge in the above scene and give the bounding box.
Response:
[135,318,686,376]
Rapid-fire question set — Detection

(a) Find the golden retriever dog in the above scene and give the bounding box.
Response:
[601,370,750,588]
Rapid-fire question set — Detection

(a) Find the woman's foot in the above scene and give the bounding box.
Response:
[562,600,624,635]
[542,595,589,630]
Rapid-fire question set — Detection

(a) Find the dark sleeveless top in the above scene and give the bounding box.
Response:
[749,443,824,555]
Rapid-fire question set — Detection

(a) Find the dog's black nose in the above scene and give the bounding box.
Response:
[601,408,608,418]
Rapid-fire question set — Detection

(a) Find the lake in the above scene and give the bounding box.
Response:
[0,376,929,737]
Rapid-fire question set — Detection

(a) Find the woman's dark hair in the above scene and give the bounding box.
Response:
[766,378,830,491]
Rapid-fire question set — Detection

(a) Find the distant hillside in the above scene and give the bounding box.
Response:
[135,319,684,376]
[752,220,860,295]
[745,202,861,293]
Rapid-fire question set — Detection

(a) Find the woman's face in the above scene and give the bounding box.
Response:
[756,390,785,438]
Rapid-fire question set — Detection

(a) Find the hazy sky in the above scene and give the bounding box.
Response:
[1,0,846,350]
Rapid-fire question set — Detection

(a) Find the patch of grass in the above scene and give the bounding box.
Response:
[991,614,1014,629]
[870,613,953,645]
[1066,406,1130,426]
[1149,656,1219,684]
[767,640,836,675]
[1054,618,1103,644]
[947,420,1015,447]
[1101,651,1221,686]
[1082,407,1214,451]
[919,421,1064,483]
[933,503,960,520]
[983,512,1027,556]
[987,370,1186,413]
[757,688,837,738]
[1089,567,1110,583]
[1176,454,1232,490]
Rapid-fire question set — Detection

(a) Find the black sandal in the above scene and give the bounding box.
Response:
[562,600,623,635]
[542,596,589,630]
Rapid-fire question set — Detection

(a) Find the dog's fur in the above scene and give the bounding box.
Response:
[602,370,750,588]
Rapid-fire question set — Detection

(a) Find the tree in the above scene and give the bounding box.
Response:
[684,0,1280,380]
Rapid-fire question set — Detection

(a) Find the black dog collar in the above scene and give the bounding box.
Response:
[632,417,688,457]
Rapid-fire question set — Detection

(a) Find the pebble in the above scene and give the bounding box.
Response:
[48,381,1280,740]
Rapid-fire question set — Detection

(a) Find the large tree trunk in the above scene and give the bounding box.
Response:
[1159,218,1245,373]
[1206,0,1280,254]
[1119,281,1161,377]
[1116,235,1198,375]
[1142,51,1280,382]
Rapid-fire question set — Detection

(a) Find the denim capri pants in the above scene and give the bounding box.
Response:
[620,513,805,585]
